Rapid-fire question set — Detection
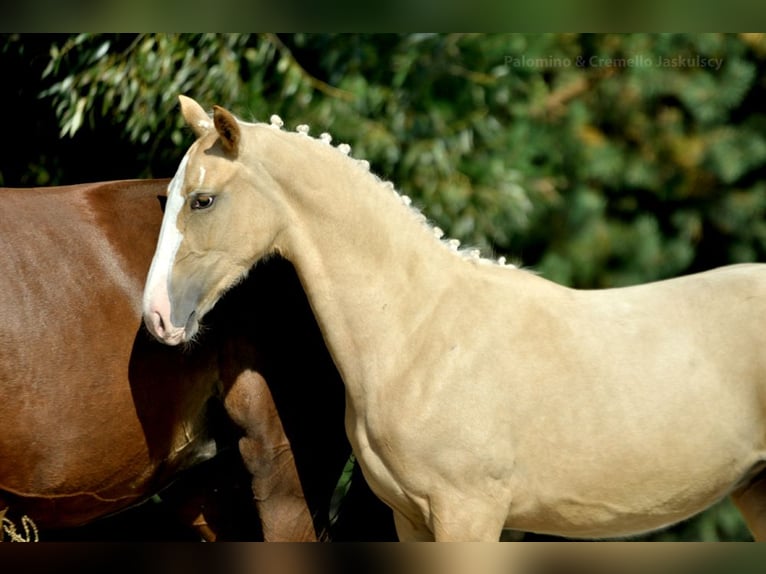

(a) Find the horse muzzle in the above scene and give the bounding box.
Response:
[143,308,190,346]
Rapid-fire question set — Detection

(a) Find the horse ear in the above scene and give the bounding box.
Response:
[213,105,241,157]
[178,95,213,138]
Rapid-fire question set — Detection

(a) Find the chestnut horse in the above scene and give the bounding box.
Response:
[0,179,391,540]
[144,96,766,541]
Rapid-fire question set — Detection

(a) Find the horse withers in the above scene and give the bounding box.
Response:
[0,179,385,540]
[143,96,766,541]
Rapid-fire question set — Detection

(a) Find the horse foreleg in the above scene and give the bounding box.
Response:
[393,509,434,541]
[393,495,507,541]
[429,494,508,542]
[223,368,316,541]
[732,473,766,541]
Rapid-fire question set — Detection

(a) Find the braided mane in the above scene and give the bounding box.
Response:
[263,113,517,269]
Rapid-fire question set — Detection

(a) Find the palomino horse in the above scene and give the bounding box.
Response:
[143,96,766,542]
[0,179,381,540]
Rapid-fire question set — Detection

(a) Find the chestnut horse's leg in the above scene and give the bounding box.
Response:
[731,472,766,541]
[222,365,316,541]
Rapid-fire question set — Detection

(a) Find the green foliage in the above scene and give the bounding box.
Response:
[6,33,766,540]
[40,34,255,147]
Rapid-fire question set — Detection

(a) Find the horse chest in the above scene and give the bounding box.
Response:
[342,394,428,520]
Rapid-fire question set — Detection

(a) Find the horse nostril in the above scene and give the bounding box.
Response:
[150,311,166,337]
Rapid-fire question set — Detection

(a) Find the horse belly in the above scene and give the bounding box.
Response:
[507,454,765,539]
[505,378,766,538]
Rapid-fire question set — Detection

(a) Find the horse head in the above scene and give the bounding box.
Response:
[143,96,289,345]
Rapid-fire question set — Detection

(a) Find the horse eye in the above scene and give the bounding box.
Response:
[191,195,215,210]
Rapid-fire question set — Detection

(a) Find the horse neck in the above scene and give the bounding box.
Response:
[264,135,462,394]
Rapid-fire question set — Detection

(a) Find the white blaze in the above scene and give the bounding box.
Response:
[142,152,189,334]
